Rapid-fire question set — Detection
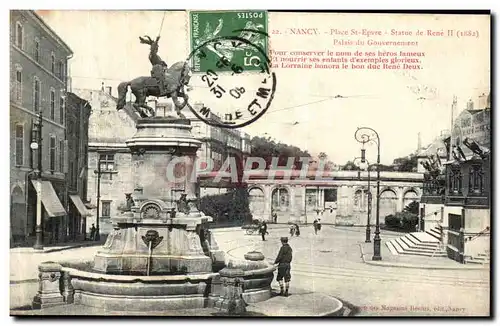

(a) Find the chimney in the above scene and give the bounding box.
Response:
[417,132,422,151]
[105,86,112,95]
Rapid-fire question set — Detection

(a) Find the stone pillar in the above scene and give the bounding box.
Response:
[319,189,324,209]
[32,262,65,309]
[397,187,404,212]
[299,186,307,224]
[288,186,296,223]
[262,185,272,222]
[214,266,246,315]
[61,270,74,304]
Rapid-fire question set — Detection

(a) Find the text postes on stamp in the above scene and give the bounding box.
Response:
[186,34,276,129]
[189,10,268,73]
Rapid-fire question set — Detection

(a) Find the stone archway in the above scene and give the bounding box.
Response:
[248,187,265,220]
[379,188,398,219]
[354,189,363,211]
[271,187,290,211]
[11,185,26,243]
[271,187,290,223]
[403,189,420,208]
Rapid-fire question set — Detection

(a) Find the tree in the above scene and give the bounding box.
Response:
[341,160,358,171]
[316,152,336,171]
[403,200,420,215]
[393,155,418,172]
[250,136,311,169]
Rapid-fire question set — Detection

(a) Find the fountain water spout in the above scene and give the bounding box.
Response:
[141,230,163,276]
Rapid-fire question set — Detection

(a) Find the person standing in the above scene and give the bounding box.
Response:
[289,224,296,237]
[274,237,293,296]
[294,223,301,236]
[313,219,318,235]
[259,221,268,241]
[90,223,96,241]
[273,211,278,224]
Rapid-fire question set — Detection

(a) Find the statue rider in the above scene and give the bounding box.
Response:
[139,35,168,96]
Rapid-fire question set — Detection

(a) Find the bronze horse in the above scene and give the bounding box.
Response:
[116,61,192,118]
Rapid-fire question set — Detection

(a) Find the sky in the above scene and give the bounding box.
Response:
[36,10,490,165]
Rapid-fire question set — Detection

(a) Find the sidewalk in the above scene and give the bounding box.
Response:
[359,242,488,270]
[10,239,107,254]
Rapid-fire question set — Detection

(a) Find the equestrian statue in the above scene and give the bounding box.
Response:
[116,35,192,118]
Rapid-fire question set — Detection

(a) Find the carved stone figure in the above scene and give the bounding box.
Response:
[116,36,192,119]
[125,193,135,211]
[176,193,190,215]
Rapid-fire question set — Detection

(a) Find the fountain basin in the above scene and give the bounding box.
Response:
[64,267,217,311]
[209,261,276,305]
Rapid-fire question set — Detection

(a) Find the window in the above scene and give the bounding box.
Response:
[15,125,24,166]
[59,140,64,172]
[59,96,64,124]
[61,61,66,82]
[50,136,56,172]
[15,22,23,49]
[34,38,40,62]
[51,52,55,74]
[15,66,22,102]
[99,154,115,171]
[33,78,40,112]
[469,165,484,194]
[50,89,55,120]
[101,201,111,218]
[448,167,462,195]
[57,60,66,81]
[56,61,62,79]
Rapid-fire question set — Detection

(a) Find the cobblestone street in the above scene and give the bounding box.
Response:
[11,225,490,316]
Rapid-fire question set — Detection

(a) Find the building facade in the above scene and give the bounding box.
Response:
[420,93,491,263]
[238,170,423,225]
[65,92,92,241]
[10,10,72,245]
[75,87,252,234]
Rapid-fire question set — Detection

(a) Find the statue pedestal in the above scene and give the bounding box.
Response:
[94,117,225,275]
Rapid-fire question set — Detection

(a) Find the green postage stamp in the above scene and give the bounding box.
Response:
[189,10,268,73]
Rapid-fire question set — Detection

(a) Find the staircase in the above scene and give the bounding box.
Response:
[385,227,446,257]
[464,250,490,265]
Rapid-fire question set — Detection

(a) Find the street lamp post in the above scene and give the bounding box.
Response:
[32,112,44,250]
[353,156,372,243]
[94,156,102,241]
[354,127,382,261]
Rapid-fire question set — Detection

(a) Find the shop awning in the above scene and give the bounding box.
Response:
[31,180,66,217]
[69,195,92,217]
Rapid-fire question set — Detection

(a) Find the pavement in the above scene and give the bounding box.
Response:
[10,239,106,254]
[9,224,491,316]
[360,241,489,270]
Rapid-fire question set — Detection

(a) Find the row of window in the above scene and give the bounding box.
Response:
[15,21,67,82]
[14,124,65,172]
[448,165,485,195]
[14,68,65,124]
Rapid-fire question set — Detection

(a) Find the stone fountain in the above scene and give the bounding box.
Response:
[93,117,225,276]
[69,117,228,311]
[31,116,276,313]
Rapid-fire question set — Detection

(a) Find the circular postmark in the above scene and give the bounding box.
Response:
[185,34,276,129]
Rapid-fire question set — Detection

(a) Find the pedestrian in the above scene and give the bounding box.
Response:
[289,224,295,237]
[294,223,300,236]
[90,223,96,241]
[259,221,268,241]
[274,237,293,296]
[317,219,322,232]
[273,211,278,224]
[313,219,318,235]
